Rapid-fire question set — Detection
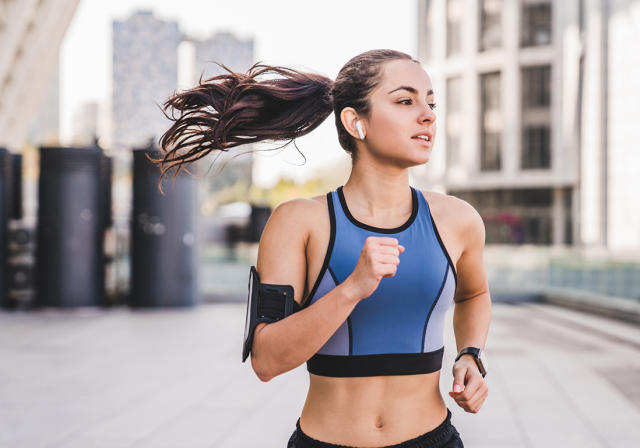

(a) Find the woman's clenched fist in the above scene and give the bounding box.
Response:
[342,236,405,302]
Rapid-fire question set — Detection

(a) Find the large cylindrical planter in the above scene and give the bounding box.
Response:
[10,153,22,219]
[36,146,106,307]
[100,153,113,229]
[130,147,198,307]
[0,147,13,307]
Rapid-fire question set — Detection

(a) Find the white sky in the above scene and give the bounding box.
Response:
[60,0,418,186]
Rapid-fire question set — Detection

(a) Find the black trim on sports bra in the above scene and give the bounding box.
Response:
[307,347,444,377]
[337,185,418,234]
[301,191,336,309]
[424,198,458,286]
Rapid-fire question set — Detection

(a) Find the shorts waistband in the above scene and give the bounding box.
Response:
[294,408,455,448]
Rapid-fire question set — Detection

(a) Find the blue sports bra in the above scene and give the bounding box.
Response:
[301,185,458,377]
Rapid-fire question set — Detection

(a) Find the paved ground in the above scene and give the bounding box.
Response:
[1,300,639,448]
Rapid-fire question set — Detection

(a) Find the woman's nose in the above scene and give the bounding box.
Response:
[420,105,436,123]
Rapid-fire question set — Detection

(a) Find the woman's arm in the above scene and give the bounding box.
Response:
[448,199,491,413]
[249,198,361,382]
[451,200,491,353]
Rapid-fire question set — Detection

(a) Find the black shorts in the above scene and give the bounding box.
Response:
[286,407,464,448]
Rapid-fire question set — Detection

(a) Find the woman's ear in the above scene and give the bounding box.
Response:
[340,107,365,140]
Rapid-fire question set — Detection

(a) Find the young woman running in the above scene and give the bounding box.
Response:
[154,49,491,448]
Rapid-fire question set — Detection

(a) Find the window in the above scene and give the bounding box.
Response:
[481,71,501,109]
[521,126,550,169]
[447,0,463,56]
[480,72,502,171]
[423,0,434,60]
[520,1,552,47]
[522,65,551,107]
[521,64,551,169]
[446,134,461,171]
[481,131,501,171]
[448,188,555,245]
[446,76,463,170]
[447,76,462,114]
[479,0,502,51]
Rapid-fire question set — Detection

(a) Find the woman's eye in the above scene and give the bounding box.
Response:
[397,100,437,110]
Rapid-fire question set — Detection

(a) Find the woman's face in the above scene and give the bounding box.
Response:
[361,59,437,168]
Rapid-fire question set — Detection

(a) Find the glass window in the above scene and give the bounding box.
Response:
[447,76,462,114]
[521,1,552,47]
[423,0,434,60]
[447,188,555,245]
[522,65,551,108]
[479,0,502,51]
[521,125,551,169]
[480,72,501,172]
[481,72,501,110]
[446,134,460,171]
[447,0,463,56]
[481,131,501,171]
[446,76,463,170]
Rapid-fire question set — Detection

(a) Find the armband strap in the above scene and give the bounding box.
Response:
[242,266,300,362]
[258,284,301,320]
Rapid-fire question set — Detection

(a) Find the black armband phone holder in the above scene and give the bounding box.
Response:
[242,265,301,362]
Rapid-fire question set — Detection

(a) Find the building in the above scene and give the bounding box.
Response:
[26,59,60,146]
[72,101,99,146]
[188,32,256,194]
[415,0,640,250]
[0,0,79,150]
[192,31,254,81]
[111,10,181,151]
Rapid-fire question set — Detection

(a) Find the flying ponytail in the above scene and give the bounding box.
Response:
[150,61,334,193]
[151,49,418,193]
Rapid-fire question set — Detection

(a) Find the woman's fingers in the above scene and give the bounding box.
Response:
[453,380,488,413]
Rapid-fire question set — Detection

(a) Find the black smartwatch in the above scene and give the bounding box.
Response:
[455,347,487,378]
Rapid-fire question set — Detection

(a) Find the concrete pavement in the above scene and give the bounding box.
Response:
[1,300,639,447]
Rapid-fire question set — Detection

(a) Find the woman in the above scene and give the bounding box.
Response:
[154,49,491,448]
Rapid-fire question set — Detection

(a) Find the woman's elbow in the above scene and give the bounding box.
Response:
[250,326,275,381]
[251,354,274,382]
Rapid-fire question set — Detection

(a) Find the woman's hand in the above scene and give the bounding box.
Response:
[342,236,405,302]
[448,355,488,414]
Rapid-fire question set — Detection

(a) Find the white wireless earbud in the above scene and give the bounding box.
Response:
[355,121,365,139]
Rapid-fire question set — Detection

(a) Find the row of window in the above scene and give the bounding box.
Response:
[427,0,553,58]
[448,187,573,245]
[446,64,552,172]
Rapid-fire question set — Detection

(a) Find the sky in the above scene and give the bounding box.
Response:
[60,0,418,186]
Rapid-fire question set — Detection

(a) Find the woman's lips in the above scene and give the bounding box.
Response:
[411,136,432,147]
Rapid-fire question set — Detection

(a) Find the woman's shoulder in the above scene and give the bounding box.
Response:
[273,192,329,215]
[419,189,483,235]
[269,192,330,228]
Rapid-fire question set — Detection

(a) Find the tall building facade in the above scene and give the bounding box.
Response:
[415,0,640,250]
[193,31,254,81]
[112,10,181,151]
[27,59,60,146]
[0,0,79,149]
[72,101,99,146]
[189,32,255,193]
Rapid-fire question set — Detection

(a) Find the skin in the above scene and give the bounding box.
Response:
[251,59,491,447]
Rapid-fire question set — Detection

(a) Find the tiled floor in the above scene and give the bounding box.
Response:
[0,300,639,448]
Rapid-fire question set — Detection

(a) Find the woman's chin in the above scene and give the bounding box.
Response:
[412,149,431,165]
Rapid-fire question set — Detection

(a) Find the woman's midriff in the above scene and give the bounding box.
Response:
[299,370,448,447]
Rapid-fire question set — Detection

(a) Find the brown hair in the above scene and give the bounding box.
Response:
[151,49,418,193]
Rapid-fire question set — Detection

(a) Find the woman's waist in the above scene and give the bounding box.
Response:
[300,371,446,442]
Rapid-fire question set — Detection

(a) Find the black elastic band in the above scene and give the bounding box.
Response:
[306,348,444,378]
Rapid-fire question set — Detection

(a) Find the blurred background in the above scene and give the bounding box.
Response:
[0,0,639,447]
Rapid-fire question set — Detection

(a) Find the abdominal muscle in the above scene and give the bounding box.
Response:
[299,370,448,447]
